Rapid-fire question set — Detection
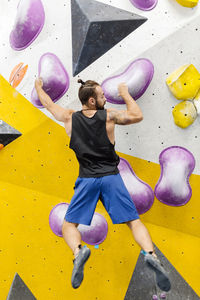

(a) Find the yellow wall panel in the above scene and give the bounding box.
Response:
[0,76,199,299]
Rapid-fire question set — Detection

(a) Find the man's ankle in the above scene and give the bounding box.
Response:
[74,244,82,258]
[141,249,157,258]
[149,251,157,258]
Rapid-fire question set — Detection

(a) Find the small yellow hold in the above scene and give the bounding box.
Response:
[172,100,197,128]
[175,0,198,7]
[166,64,200,100]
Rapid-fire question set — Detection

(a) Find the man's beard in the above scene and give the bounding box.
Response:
[95,100,105,110]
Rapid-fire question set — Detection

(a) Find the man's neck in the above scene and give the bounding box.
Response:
[82,105,96,111]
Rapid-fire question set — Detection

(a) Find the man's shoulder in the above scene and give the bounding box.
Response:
[106,108,118,122]
[71,110,82,117]
[63,109,76,121]
[66,109,77,116]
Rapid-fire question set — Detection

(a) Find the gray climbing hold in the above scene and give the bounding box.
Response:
[7,273,36,300]
[124,245,200,300]
[0,120,21,147]
[71,0,147,76]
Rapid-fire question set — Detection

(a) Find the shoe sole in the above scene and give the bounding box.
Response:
[145,255,171,292]
[71,248,91,289]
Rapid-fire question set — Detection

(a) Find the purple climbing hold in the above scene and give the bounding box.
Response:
[78,213,108,245]
[31,53,70,108]
[152,295,158,300]
[160,292,167,299]
[154,146,195,206]
[10,0,45,50]
[49,203,108,245]
[118,157,154,214]
[130,0,158,11]
[49,203,68,237]
[101,58,154,104]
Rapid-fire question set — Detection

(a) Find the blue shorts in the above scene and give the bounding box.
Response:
[64,173,139,225]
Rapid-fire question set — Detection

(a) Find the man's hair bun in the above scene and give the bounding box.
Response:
[77,79,85,85]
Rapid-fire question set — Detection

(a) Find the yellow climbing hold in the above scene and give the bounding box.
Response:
[172,100,197,128]
[176,0,198,7]
[166,64,200,100]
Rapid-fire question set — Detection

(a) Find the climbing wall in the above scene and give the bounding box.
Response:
[0,0,200,299]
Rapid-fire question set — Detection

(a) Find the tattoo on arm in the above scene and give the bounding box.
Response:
[109,110,130,125]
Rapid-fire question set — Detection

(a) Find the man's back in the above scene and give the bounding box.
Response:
[69,110,120,178]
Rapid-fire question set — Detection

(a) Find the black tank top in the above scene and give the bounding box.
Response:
[69,110,120,177]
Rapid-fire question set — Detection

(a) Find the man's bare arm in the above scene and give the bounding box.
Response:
[108,83,143,125]
[35,78,75,122]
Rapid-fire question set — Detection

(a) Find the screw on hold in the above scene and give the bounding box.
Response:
[160,292,167,299]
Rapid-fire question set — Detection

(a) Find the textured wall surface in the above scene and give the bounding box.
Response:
[0,0,200,299]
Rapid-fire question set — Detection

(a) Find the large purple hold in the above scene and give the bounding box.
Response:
[101,58,154,104]
[118,158,154,214]
[129,0,158,11]
[49,203,108,245]
[10,0,45,50]
[78,213,108,245]
[49,203,68,237]
[31,53,70,108]
[154,146,195,206]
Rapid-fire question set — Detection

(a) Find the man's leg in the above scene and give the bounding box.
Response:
[62,177,100,288]
[100,174,171,291]
[62,221,82,257]
[127,219,171,292]
[126,219,155,254]
[62,220,91,289]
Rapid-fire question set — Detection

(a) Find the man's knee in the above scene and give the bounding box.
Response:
[126,218,141,228]
[62,220,79,233]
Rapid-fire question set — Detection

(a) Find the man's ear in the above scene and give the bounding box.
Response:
[88,97,96,106]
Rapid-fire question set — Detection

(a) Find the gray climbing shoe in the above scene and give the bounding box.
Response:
[145,254,171,292]
[71,246,91,289]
